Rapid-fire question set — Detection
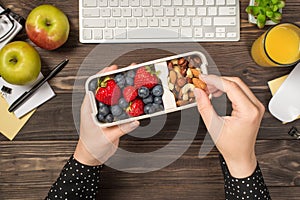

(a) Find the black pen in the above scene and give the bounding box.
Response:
[8,59,69,113]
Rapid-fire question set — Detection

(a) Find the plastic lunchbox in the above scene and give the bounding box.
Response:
[85,51,208,127]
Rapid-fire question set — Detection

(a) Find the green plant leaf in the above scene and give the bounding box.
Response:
[273,4,279,11]
[257,14,266,29]
[273,11,282,20]
[266,10,274,18]
[277,0,285,9]
[271,0,279,5]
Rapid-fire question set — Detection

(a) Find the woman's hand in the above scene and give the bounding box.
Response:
[194,75,265,178]
[74,65,140,166]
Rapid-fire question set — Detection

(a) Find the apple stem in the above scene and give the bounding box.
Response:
[9,57,18,64]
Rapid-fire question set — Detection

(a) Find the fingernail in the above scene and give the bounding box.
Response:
[130,121,140,129]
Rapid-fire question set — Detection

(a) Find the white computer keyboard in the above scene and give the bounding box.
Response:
[79,0,240,43]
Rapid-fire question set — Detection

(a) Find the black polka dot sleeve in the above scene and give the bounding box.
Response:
[219,154,271,200]
[45,155,102,200]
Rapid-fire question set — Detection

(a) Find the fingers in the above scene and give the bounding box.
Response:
[201,75,255,115]
[103,121,140,141]
[194,88,223,139]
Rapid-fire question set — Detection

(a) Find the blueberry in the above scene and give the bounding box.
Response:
[97,113,105,122]
[143,95,153,104]
[98,104,110,116]
[116,111,129,120]
[126,70,135,79]
[98,101,106,108]
[144,104,152,114]
[111,105,123,116]
[125,76,134,86]
[152,84,164,97]
[105,113,114,123]
[153,96,162,104]
[148,105,157,114]
[138,86,150,98]
[88,78,98,91]
[153,103,164,112]
[118,97,129,109]
[114,74,126,88]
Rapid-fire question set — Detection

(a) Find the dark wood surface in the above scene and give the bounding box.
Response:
[1,0,300,199]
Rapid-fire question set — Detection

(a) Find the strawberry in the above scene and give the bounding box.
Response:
[127,99,144,117]
[134,66,158,89]
[95,78,121,105]
[123,86,138,102]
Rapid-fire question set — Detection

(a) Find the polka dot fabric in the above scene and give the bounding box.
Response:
[46,155,102,200]
[219,154,271,200]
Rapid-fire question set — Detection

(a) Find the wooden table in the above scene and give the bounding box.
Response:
[1,0,300,199]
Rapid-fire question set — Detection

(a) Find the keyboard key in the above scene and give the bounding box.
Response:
[112,8,121,17]
[181,18,191,27]
[203,17,212,26]
[104,29,113,39]
[195,0,204,5]
[214,17,236,25]
[83,0,97,7]
[123,8,132,17]
[192,18,202,26]
[133,8,143,17]
[197,7,207,16]
[176,8,185,16]
[219,7,236,15]
[110,0,119,6]
[181,28,193,38]
[83,19,106,28]
[141,0,151,6]
[149,18,159,26]
[93,29,103,40]
[216,0,225,5]
[226,0,236,5]
[128,28,179,38]
[154,8,164,16]
[170,18,180,27]
[216,32,225,37]
[208,7,217,16]
[144,8,154,17]
[83,9,100,17]
[139,18,148,27]
[205,0,214,6]
[99,0,108,7]
[166,8,175,16]
[115,29,127,38]
[130,0,140,6]
[194,27,203,37]
[120,0,129,6]
[152,0,161,6]
[173,0,183,6]
[184,0,193,5]
[128,18,138,27]
[107,19,116,27]
[205,32,214,37]
[160,18,169,26]
[216,27,225,32]
[83,29,92,40]
[227,32,237,37]
[162,0,172,6]
[117,18,127,27]
[187,8,196,16]
[101,8,111,17]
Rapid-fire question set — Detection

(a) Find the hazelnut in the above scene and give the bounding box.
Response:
[180,68,187,77]
[178,58,185,66]
[177,77,187,87]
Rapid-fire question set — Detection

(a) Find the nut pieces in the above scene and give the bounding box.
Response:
[167,56,206,107]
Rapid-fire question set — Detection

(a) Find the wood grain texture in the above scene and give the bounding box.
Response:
[0,0,300,199]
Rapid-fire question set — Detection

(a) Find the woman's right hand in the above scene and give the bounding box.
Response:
[194,75,265,178]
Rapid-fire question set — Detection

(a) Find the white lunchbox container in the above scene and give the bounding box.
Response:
[85,51,208,127]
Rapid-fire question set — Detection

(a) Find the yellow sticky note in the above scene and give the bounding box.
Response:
[268,75,300,122]
[0,95,35,140]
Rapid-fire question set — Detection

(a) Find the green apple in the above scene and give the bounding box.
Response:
[25,4,70,50]
[0,41,41,85]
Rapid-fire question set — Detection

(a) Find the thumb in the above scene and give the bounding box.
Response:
[118,120,140,136]
[194,88,223,141]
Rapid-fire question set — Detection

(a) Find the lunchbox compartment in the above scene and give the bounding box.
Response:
[85,51,208,127]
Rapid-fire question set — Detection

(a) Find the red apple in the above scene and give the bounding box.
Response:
[25,4,70,50]
[0,41,41,85]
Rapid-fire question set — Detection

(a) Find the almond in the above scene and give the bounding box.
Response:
[176,100,189,107]
[169,70,177,84]
[190,68,200,78]
[192,78,207,89]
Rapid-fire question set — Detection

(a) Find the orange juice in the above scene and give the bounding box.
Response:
[251,23,300,67]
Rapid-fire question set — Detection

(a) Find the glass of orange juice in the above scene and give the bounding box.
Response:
[251,23,300,67]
